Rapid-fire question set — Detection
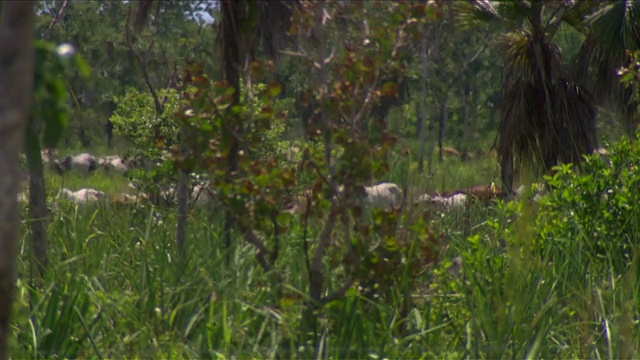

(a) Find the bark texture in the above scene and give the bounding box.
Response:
[0,1,36,357]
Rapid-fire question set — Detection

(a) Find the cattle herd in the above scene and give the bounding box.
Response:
[43,151,137,175]
[21,150,552,214]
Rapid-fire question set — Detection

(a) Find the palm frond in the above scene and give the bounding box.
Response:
[559,0,608,34]
[588,0,640,57]
[217,0,296,68]
[574,0,640,132]
[552,79,598,165]
[502,31,564,90]
[453,0,502,31]
[496,31,596,190]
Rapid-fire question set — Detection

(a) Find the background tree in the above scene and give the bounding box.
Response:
[26,41,88,276]
[456,0,599,193]
[35,0,217,149]
[0,1,35,357]
[216,0,295,253]
[576,0,640,139]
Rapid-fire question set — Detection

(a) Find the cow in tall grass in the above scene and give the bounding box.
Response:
[59,153,98,175]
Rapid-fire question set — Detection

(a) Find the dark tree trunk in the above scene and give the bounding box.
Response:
[427,114,436,175]
[176,129,188,257]
[26,119,50,277]
[417,101,427,173]
[438,96,448,163]
[460,85,471,159]
[0,1,35,357]
[417,25,428,173]
[221,0,242,259]
[105,120,114,148]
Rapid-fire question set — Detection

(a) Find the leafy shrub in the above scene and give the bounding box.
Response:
[534,138,640,273]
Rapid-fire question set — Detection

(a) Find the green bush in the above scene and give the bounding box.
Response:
[535,138,640,273]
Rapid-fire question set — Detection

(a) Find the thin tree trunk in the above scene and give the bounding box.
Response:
[460,86,471,159]
[417,25,428,173]
[176,128,189,257]
[501,151,514,196]
[221,0,242,261]
[417,102,426,173]
[438,96,448,163]
[25,119,50,277]
[427,113,436,175]
[0,1,36,357]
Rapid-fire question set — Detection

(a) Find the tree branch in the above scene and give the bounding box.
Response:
[42,0,70,41]
[236,221,273,273]
[309,210,337,301]
[125,6,162,116]
[319,276,356,305]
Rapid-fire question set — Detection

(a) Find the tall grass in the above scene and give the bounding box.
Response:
[10,147,640,358]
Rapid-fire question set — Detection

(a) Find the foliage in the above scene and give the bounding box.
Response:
[175,3,444,336]
[27,40,90,169]
[575,0,640,136]
[109,87,181,200]
[535,138,640,273]
[34,1,217,149]
[15,0,640,359]
[11,144,640,358]
[618,49,640,126]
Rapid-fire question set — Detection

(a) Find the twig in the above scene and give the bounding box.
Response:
[125,6,162,116]
[160,64,179,109]
[237,221,273,273]
[42,0,71,41]
[270,211,280,265]
[309,210,337,300]
[302,192,313,286]
[319,276,356,305]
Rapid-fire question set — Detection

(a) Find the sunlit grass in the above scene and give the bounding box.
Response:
[45,168,131,196]
[11,145,640,358]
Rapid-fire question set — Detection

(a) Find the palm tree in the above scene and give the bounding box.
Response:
[575,0,640,139]
[455,0,600,193]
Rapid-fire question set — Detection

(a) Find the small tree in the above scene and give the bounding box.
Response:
[26,40,89,276]
[177,1,443,352]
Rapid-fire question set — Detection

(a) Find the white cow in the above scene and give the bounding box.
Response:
[414,193,468,210]
[363,182,403,209]
[17,192,28,203]
[58,188,106,204]
[99,155,128,172]
[191,182,216,206]
[513,183,547,203]
[61,153,97,174]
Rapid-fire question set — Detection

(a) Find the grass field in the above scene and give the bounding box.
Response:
[10,142,640,359]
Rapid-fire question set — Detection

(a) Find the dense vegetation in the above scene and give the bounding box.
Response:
[3,0,640,358]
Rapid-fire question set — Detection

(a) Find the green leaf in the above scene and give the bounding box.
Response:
[73,55,92,79]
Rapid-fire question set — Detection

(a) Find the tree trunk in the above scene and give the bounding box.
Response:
[0,1,36,357]
[417,25,428,173]
[438,96,448,163]
[176,129,188,257]
[417,102,426,173]
[501,151,514,196]
[221,0,242,260]
[427,114,436,175]
[460,85,471,159]
[25,119,50,277]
